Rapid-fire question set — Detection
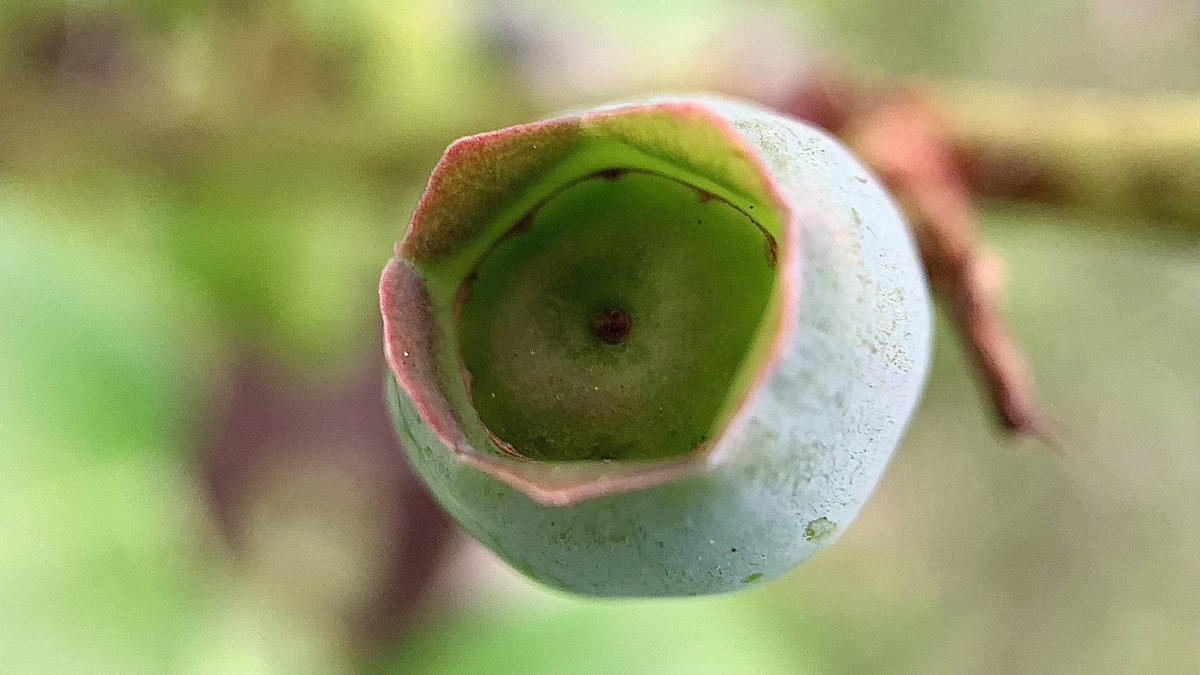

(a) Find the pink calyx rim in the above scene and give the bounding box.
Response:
[380,99,800,506]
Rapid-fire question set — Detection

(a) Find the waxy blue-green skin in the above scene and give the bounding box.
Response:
[387,97,931,597]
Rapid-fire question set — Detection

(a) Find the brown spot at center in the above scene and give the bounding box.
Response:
[592,308,631,345]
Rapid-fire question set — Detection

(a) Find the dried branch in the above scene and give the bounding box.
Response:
[785,76,1055,440]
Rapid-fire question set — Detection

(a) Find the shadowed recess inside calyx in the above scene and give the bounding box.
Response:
[456,170,779,462]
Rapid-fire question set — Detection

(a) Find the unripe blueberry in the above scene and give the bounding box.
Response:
[381,95,931,597]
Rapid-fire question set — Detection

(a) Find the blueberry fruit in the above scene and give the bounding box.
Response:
[381,96,931,596]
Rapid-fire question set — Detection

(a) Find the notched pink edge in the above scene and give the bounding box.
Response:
[380,259,468,450]
[396,116,575,259]
[383,99,801,506]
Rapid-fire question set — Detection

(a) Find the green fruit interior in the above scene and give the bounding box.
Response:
[456,170,779,462]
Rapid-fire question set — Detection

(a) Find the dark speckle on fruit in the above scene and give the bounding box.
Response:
[511,213,533,237]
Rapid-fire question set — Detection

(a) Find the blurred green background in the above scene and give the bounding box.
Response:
[1,1,1197,674]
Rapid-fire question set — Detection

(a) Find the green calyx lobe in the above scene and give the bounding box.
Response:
[396,103,791,469]
[457,170,778,462]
